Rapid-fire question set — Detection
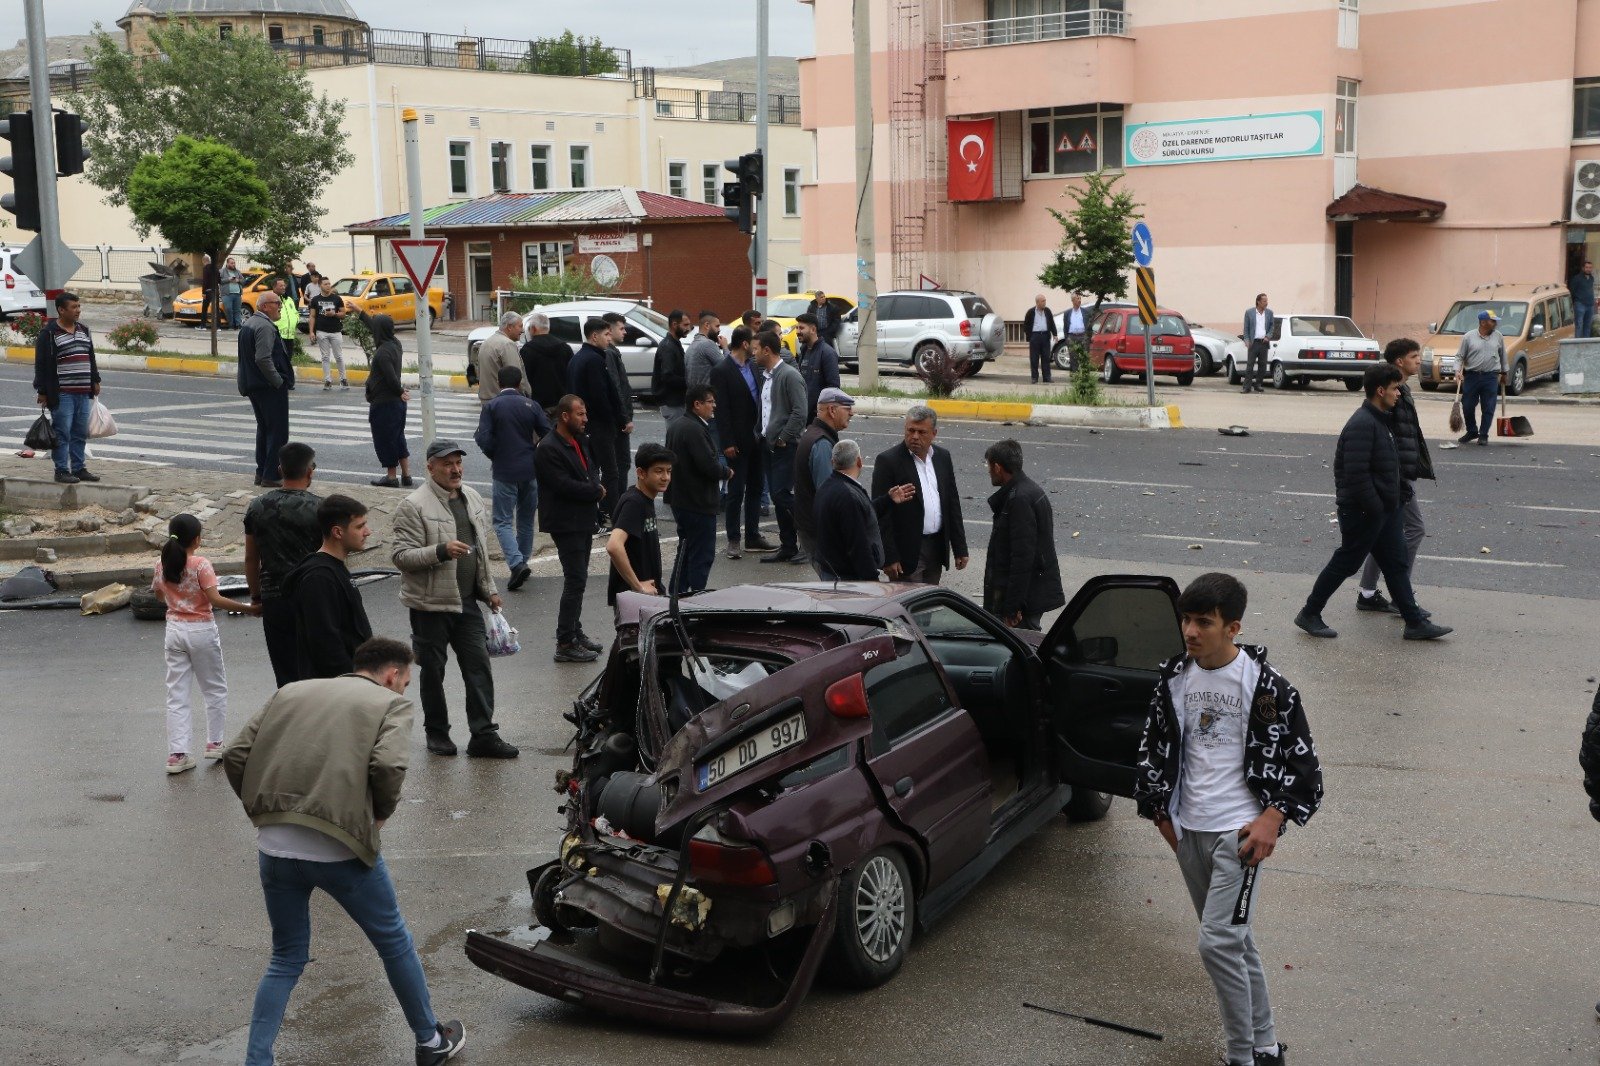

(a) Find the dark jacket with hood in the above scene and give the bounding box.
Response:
[1134,644,1323,836]
[1335,400,1404,513]
[983,473,1064,620]
[360,313,405,405]
[282,550,372,680]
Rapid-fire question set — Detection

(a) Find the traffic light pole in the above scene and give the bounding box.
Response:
[24,0,66,308]
[853,0,879,389]
[401,109,437,446]
[753,0,769,314]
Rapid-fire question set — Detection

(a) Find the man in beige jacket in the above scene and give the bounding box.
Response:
[475,312,529,402]
[223,637,466,1066]
[391,439,519,758]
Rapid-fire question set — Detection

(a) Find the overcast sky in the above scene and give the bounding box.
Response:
[1,2,815,68]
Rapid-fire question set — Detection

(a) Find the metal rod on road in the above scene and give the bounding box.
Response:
[754,0,769,314]
[853,0,879,389]
[25,0,64,304]
[401,108,436,445]
[1145,319,1155,406]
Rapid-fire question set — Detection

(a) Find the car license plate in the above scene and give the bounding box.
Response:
[1151,344,1173,354]
[1328,351,1355,359]
[697,712,808,790]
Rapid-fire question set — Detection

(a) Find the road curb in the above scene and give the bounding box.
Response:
[853,394,1179,427]
[45,557,248,592]
[5,347,474,393]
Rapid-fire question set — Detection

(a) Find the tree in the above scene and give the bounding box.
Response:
[127,137,271,355]
[519,31,620,77]
[1038,171,1142,320]
[71,21,353,262]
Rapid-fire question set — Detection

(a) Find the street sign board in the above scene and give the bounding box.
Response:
[1136,266,1157,326]
[13,234,82,293]
[1131,221,1153,267]
[392,238,446,296]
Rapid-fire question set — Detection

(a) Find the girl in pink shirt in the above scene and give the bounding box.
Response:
[153,513,258,774]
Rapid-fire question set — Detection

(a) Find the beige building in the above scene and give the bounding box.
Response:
[7,2,811,313]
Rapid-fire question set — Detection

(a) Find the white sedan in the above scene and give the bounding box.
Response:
[1225,313,1381,391]
[1187,324,1247,377]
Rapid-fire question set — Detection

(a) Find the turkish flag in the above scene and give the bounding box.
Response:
[947,118,996,202]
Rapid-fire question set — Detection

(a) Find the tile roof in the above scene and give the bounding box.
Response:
[345,189,727,232]
[1326,184,1447,221]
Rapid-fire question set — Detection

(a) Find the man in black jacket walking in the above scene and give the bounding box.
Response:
[872,405,968,584]
[982,439,1064,629]
[282,494,373,679]
[664,386,728,595]
[534,395,606,662]
[1295,363,1451,641]
[652,309,691,422]
[569,318,624,526]
[1355,339,1433,616]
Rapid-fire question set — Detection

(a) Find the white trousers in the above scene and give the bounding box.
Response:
[317,332,346,380]
[164,619,229,755]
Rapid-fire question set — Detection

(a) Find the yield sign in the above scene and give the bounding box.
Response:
[392,238,446,293]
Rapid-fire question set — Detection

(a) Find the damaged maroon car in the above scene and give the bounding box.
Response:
[465,576,1183,1033]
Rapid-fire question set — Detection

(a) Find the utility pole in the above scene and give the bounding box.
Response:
[401,109,437,444]
[22,0,77,312]
[853,0,879,388]
[753,0,769,314]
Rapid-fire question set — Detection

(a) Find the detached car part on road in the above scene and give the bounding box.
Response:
[466,577,1183,1033]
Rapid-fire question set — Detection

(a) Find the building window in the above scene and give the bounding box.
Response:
[1335,78,1359,155]
[702,162,720,205]
[668,161,688,198]
[1577,80,1600,140]
[983,0,1126,41]
[312,26,325,46]
[219,22,233,39]
[448,141,471,197]
[490,141,512,192]
[529,144,552,190]
[1027,104,1124,177]
[786,268,804,292]
[570,145,591,188]
[783,167,801,216]
[523,241,575,278]
[267,24,284,43]
[1338,0,1359,49]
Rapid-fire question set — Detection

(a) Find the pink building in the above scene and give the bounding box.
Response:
[799,0,1600,341]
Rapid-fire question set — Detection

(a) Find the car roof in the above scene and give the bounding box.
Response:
[524,299,643,315]
[1448,283,1567,299]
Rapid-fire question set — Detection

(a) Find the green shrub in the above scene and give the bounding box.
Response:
[343,311,376,362]
[108,318,160,352]
[9,311,45,344]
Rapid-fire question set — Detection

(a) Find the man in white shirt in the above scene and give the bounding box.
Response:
[1063,294,1089,371]
[1241,293,1275,395]
[1021,293,1058,384]
[871,405,968,584]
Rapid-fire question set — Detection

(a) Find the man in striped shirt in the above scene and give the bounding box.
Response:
[32,291,102,484]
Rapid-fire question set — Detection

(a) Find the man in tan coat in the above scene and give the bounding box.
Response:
[223,637,467,1065]
[476,312,529,402]
[391,439,518,758]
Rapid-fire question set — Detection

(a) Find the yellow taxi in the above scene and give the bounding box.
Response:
[324,272,445,326]
[765,291,855,354]
[172,269,275,325]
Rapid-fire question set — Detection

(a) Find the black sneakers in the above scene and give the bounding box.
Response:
[1403,619,1453,641]
[72,467,101,483]
[555,643,599,663]
[744,535,781,552]
[575,632,604,653]
[1356,591,1400,614]
[53,470,79,484]
[507,563,531,591]
[1293,611,1337,638]
[416,1019,465,1064]
[425,732,457,757]
[465,735,519,759]
[1255,1041,1288,1065]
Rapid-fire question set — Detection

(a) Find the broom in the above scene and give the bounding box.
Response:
[1448,366,1464,434]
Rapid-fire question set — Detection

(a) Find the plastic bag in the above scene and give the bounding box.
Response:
[80,582,133,616]
[89,400,118,439]
[24,412,56,451]
[485,608,520,656]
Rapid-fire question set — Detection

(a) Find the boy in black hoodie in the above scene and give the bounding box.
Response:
[283,494,373,679]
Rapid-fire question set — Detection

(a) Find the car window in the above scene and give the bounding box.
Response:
[1060,586,1184,670]
[1556,294,1573,328]
[1288,316,1362,338]
[371,278,392,297]
[1096,312,1122,334]
[548,315,582,345]
[627,305,670,331]
[1151,314,1187,335]
[877,296,908,322]
[922,296,956,320]
[622,323,652,346]
[392,277,414,295]
[960,295,993,318]
[912,602,997,640]
[767,297,812,317]
[1531,302,1547,331]
[866,643,953,750]
[1439,300,1527,336]
[330,278,366,296]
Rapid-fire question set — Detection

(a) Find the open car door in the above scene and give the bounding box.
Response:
[1042,575,1182,796]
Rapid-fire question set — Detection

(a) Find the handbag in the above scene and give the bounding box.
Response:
[485,607,520,657]
[24,411,56,451]
[89,400,118,439]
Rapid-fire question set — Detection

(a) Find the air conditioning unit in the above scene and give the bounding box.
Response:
[1571,161,1600,221]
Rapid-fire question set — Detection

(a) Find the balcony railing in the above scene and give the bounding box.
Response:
[268,27,631,80]
[943,6,1129,50]
[647,85,801,125]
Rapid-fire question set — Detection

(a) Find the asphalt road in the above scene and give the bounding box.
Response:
[4,363,1598,601]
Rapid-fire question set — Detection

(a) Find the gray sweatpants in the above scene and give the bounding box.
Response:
[1360,490,1424,592]
[1176,829,1276,1063]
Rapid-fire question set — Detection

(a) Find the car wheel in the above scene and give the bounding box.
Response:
[913,341,948,375]
[825,848,913,988]
[1270,361,1289,389]
[1194,347,1214,376]
[1176,371,1195,387]
[1225,356,1241,386]
[1102,355,1122,384]
[1345,377,1363,392]
[1508,358,1527,396]
[1052,340,1074,372]
[1063,787,1113,822]
[531,864,593,933]
[966,361,982,377]
[1419,380,1440,392]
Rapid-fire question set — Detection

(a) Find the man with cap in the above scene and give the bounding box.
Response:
[794,387,856,578]
[390,439,518,758]
[1455,308,1507,446]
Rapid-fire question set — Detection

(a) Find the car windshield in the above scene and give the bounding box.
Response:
[626,305,669,332]
[767,297,812,317]
[960,295,994,318]
[1149,314,1187,335]
[329,278,369,297]
[1439,301,1527,336]
[1289,316,1364,338]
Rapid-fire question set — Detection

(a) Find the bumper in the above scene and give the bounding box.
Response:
[1277,358,1374,378]
[1106,354,1191,375]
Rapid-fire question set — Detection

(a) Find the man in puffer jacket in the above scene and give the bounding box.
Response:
[1355,338,1434,616]
[1293,362,1451,642]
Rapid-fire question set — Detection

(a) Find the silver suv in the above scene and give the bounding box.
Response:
[836,290,1004,374]
[0,246,47,321]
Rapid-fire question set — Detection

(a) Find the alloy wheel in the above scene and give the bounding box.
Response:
[854,855,907,963]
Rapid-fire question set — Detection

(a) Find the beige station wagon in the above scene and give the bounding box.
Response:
[1419,282,1571,396]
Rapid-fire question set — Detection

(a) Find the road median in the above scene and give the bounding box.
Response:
[855,393,1180,428]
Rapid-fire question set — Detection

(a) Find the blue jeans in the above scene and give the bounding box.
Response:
[247,853,436,1065]
[1577,301,1594,340]
[1460,370,1499,440]
[49,391,92,474]
[671,507,718,595]
[492,478,536,569]
[224,291,243,329]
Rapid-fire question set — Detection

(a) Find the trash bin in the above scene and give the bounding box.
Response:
[139,262,182,319]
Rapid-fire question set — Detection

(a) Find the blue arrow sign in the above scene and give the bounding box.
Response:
[1131,222,1153,266]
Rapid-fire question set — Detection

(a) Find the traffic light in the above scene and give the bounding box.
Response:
[53,111,89,177]
[0,111,40,233]
[721,179,751,234]
[721,150,764,236]
[738,149,763,198]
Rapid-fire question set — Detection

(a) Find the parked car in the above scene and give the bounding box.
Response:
[1088,305,1196,386]
[1418,283,1571,396]
[0,246,47,322]
[324,272,444,328]
[466,299,671,399]
[1225,313,1381,391]
[834,290,1004,374]
[173,268,273,325]
[464,576,1183,1034]
[765,291,856,355]
[1188,324,1247,377]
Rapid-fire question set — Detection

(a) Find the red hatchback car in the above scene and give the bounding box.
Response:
[1090,306,1196,386]
[465,576,1184,1034]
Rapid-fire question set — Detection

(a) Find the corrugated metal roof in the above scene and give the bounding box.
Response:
[124,0,363,17]
[345,189,727,233]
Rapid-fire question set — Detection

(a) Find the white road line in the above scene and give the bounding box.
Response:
[1515,504,1600,515]
[1437,460,1574,471]
[1417,554,1564,569]
[1141,533,1261,546]
[1050,476,1189,489]
[1273,491,1332,498]
[1200,450,1306,458]
[86,442,246,461]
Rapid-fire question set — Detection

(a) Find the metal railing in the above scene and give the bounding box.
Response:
[269,27,631,79]
[943,5,1129,49]
[647,85,801,125]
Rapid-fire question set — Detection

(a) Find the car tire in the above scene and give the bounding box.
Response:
[1507,358,1527,396]
[1102,355,1122,384]
[966,361,982,377]
[1345,378,1363,392]
[1176,371,1195,387]
[913,341,947,375]
[1194,347,1214,376]
[1420,380,1440,392]
[1063,787,1113,822]
[1225,356,1242,386]
[825,848,913,989]
[1052,340,1074,372]
[1270,362,1289,390]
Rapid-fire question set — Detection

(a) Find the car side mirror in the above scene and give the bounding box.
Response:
[1427,322,1438,334]
[1530,324,1545,339]
[1076,635,1118,665]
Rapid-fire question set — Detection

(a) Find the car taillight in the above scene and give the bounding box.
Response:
[1117,337,1129,353]
[824,673,869,719]
[4,274,13,290]
[688,837,778,886]
[960,319,972,337]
